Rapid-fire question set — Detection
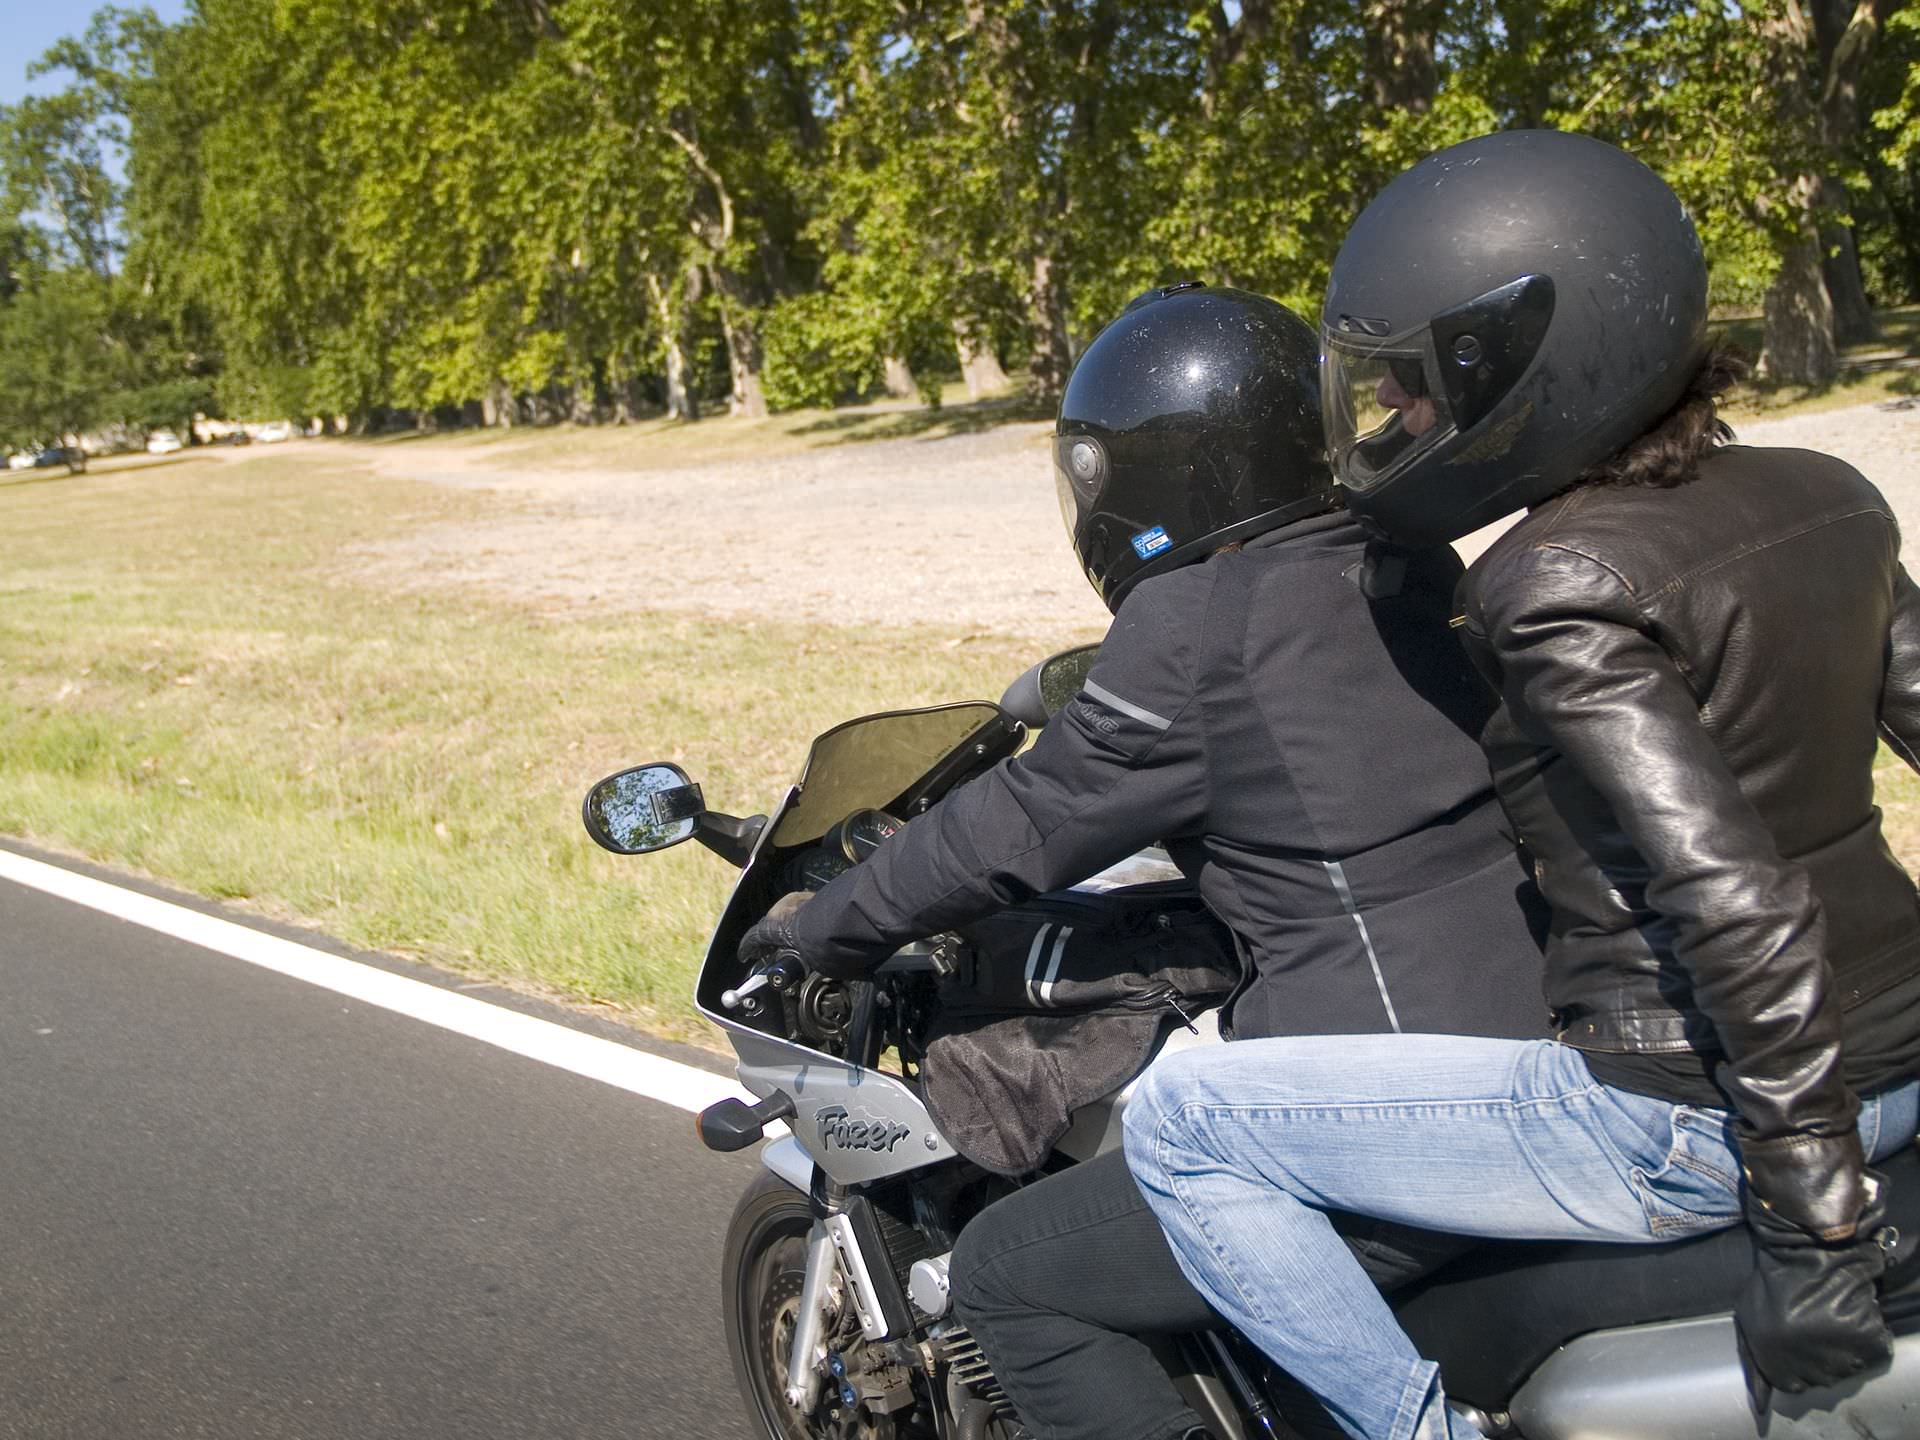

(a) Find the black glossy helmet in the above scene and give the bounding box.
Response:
[1055,283,1335,612]
[1322,130,1710,548]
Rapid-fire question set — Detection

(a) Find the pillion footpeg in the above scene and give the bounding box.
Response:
[696,1091,796,1152]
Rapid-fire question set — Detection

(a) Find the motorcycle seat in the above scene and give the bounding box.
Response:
[1394,1144,1920,1409]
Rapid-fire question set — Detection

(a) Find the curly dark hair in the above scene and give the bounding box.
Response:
[1577,346,1749,489]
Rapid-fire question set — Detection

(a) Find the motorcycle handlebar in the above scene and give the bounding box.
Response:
[720,951,807,1010]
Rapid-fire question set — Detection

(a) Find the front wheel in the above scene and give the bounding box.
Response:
[725,1173,938,1440]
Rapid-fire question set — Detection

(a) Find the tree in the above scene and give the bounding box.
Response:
[1751,0,1903,382]
[9,0,1913,434]
[0,270,114,466]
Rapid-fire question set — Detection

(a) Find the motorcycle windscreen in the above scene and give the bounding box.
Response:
[769,702,1011,847]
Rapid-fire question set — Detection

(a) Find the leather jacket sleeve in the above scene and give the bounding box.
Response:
[790,580,1210,978]
[1879,563,1920,771]
[1471,543,1866,1239]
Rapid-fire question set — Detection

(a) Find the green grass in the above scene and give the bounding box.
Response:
[0,450,1038,1041]
[1877,758,1920,878]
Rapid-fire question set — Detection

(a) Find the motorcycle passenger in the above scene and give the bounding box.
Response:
[740,283,1552,1440]
[1125,130,1920,1440]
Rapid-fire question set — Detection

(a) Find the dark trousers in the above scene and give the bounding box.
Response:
[948,1150,1471,1440]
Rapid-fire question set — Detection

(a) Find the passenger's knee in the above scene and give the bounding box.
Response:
[1124,1051,1203,1179]
[948,1203,1024,1326]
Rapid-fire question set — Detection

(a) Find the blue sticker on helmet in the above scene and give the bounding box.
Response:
[1131,526,1172,559]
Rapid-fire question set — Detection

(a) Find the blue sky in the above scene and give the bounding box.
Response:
[0,0,191,108]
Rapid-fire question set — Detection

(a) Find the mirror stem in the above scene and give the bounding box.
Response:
[696,812,766,867]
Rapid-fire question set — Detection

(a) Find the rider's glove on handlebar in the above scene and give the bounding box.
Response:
[1734,1162,1894,1412]
[737,892,815,973]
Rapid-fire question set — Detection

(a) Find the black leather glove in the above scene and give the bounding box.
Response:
[1734,1168,1894,1412]
[737,891,813,971]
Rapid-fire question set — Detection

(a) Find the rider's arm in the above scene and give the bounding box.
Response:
[1879,563,1920,772]
[1470,541,1865,1239]
[790,577,1210,978]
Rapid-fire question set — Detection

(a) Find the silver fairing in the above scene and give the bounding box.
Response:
[697,777,952,1188]
[732,1026,955,1186]
[1508,1314,1920,1440]
[702,748,1213,1185]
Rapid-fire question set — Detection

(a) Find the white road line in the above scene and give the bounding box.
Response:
[0,848,751,1115]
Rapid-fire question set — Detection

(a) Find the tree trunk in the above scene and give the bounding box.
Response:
[647,272,697,421]
[881,354,918,400]
[1760,212,1839,385]
[1821,203,1877,346]
[727,343,768,418]
[609,363,639,425]
[1809,0,1897,346]
[1025,253,1074,405]
[1200,0,1274,117]
[482,380,517,428]
[953,317,1010,400]
[1361,0,1444,112]
[1758,7,1839,385]
[1758,0,1900,365]
[710,268,768,419]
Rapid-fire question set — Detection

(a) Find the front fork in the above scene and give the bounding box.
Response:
[785,1222,842,1410]
[784,1184,904,1413]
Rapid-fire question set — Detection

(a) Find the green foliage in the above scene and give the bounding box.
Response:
[760,291,885,409]
[1,0,1917,434]
[110,376,215,434]
[0,269,115,452]
[1873,8,1920,170]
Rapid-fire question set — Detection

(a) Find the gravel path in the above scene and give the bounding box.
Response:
[348,401,1920,640]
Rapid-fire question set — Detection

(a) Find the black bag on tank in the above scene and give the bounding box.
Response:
[922,882,1239,1176]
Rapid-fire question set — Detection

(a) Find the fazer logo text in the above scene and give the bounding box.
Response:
[818,1106,913,1153]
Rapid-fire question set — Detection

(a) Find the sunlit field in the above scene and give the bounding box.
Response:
[0,449,1038,1041]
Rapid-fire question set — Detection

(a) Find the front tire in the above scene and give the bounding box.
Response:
[728,1173,932,1440]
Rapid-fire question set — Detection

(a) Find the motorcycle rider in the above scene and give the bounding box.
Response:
[1125,130,1920,1440]
[741,282,1552,1440]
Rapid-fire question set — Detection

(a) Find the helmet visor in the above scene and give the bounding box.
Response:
[1321,329,1455,495]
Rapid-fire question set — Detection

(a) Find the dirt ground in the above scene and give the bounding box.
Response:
[340,399,1920,639]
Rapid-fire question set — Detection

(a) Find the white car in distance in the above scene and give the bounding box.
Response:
[256,421,293,443]
[146,430,184,455]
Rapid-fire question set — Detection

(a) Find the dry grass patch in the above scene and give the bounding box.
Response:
[0,450,1038,1040]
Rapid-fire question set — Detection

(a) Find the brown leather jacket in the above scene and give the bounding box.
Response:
[1456,443,1920,1240]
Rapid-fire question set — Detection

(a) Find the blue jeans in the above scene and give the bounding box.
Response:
[1122,1036,1920,1440]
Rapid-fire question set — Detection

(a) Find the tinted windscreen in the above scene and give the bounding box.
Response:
[770,703,1006,846]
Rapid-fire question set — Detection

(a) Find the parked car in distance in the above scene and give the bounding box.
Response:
[6,451,34,470]
[146,430,184,455]
[216,428,251,446]
[256,420,293,443]
[31,446,82,469]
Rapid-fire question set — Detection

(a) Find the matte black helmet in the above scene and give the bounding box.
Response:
[1322,130,1710,548]
[1055,283,1335,612]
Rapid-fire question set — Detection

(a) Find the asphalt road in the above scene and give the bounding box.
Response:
[0,850,760,1439]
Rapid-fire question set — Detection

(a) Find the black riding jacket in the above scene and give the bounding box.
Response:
[1455,445,1920,1238]
[791,512,1548,1043]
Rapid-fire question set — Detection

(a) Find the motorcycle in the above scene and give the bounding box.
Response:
[583,648,1920,1440]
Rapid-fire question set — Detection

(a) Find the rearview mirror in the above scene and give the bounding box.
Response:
[1038,644,1100,717]
[1001,643,1104,727]
[583,763,704,854]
